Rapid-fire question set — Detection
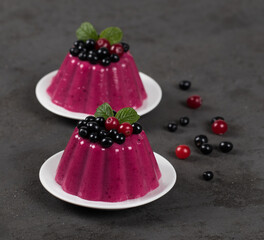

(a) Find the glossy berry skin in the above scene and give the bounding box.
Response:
[187,95,202,109]
[78,52,87,61]
[87,121,99,132]
[200,143,213,155]
[110,43,124,57]
[79,127,89,138]
[194,135,208,148]
[212,120,228,135]
[167,123,177,132]
[110,54,119,63]
[101,137,113,148]
[97,47,109,59]
[87,53,99,64]
[219,141,233,153]
[132,123,142,134]
[95,117,105,127]
[121,42,130,52]
[113,110,117,116]
[69,47,79,56]
[101,57,111,66]
[85,116,96,122]
[85,39,96,50]
[203,171,214,181]
[179,117,189,126]
[73,40,84,47]
[175,145,191,160]
[77,120,87,129]
[115,133,126,144]
[211,116,224,124]
[179,80,191,90]
[108,129,118,138]
[89,132,99,143]
[118,123,133,137]
[95,38,110,50]
[98,129,108,139]
[105,117,119,130]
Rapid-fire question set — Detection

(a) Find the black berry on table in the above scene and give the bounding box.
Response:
[219,141,233,153]
[200,143,213,155]
[179,117,189,126]
[167,122,177,132]
[194,135,208,148]
[203,171,214,181]
[179,80,191,90]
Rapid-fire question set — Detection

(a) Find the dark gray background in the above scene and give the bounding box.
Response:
[1,0,264,239]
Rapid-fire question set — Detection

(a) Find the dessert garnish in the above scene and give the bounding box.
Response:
[77,103,142,148]
[69,22,130,66]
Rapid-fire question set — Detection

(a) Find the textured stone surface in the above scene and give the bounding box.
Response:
[0,0,264,239]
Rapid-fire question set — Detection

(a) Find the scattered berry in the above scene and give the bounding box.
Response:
[105,117,119,130]
[179,117,189,126]
[203,171,214,181]
[89,132,99,142]
[110,43,124,57]
[132,123,142,134]
[167,122,177,132]
[118,123,133,137]
[211,116,225,124]
[101,137,114,148]
[200,143,213,155]
[194,135,208,148]
[121,42,130,52]
[212,120,228,135]
[115,133,126,144]
[187,95,202,109]
[95,38,110,50]
[179,80,191,90]
[175,145,191,159]
[219,141,233,153]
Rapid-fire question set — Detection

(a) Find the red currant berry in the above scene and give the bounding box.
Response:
[105,117,119,130]
[175,145,191,160]
[110,43,124,57]
[187,95,202,109]
[212,119,228,135]
[118,123,133,137]
[95,38,110,50]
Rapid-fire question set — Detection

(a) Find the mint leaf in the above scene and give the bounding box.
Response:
[115,108,140,124]
[99,27,123,45]
[94,103,114,120]
[76,22,98,42]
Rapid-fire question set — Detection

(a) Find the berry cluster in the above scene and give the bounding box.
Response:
[167,116,190,132]
[69,39,129,66]
[77,115,142,148]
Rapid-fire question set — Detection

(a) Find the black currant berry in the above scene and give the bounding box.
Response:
[69,47,79,56]
[78,52,87,61]
[203,171,214,181]
[211,116,225,124]
[110,54,119,62]
[98,129,108,139]
[219,141,233,153]
[179,80,191,90]
[87,53,99,64]
[97,47,109,59]
[85,116,96,122]
[89,132,99,143]
[194,135,208,148]
[121,42,130,52]
[113,110,117,116]
[115,133,126,144]
[73,40,84,47]
[85,39,96,50]
[132,123,142,134]
[87,122,99,132]
[200,143,213,155]
[108,129,118,138]
[101,57,111,66]
[77,120,87,129]
[79,127,89,138]
[95,117,105,127]
[167,123,177,132]
[101,137,114,148]
[179,117,189,126]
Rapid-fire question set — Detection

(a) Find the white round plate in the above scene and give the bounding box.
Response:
[39,151,176,210]
[35,70,162,120]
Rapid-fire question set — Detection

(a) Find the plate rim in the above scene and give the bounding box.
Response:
[35,70,162,120]
[39,150,176,210]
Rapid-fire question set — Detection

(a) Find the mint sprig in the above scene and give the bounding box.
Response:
[76,22,98,42]
[99,27,123,45]
[94,103,114,120]
[115,108,140,124]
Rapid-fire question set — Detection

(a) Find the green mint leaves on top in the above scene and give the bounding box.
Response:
[94,103,114,120]
[99,27,123,45]
[115,108,140,124]
[76,22,98,42]
[94,103,140,124]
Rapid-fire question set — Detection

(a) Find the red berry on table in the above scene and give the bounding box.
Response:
[95,38,111,50]
[212,119,228,135]
[175,145,191,159]
[105,117,119,130]
[118,123,133,137]
[110,43,124,57]
[187,95,202,109]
